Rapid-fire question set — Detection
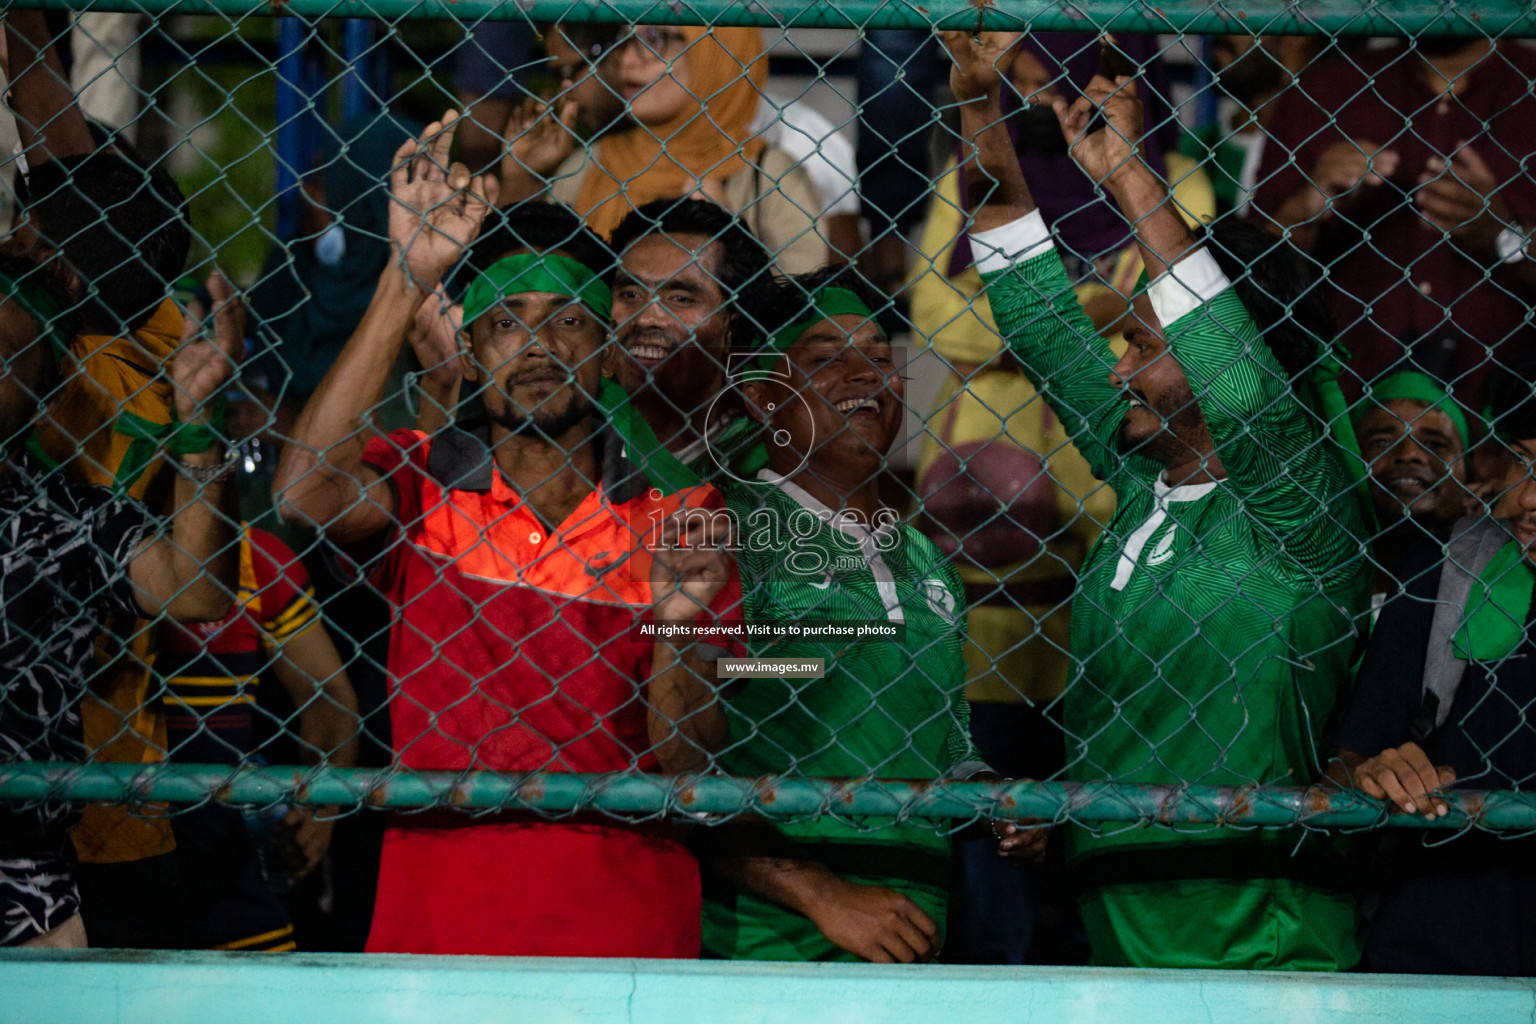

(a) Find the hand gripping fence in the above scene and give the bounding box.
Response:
[5,1,1536,894]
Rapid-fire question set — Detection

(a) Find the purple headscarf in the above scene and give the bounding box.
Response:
[947,32,1172,276]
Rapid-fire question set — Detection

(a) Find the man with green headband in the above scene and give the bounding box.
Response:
[0,251,242,948]
[697,268,1041,963]
[276,114,743,958]
[945,35,1370,969]
[1353,370,1472,603]
[1330,366,1536,974]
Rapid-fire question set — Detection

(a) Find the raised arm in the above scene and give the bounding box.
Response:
[126,274,242,621]
[274,113,497,542]
[942,33,1129,483]
[3,13,95,164]
[1059,75,1364,581]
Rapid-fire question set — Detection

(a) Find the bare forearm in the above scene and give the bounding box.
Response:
[713,855,841,917]
[300,698,360,769]
[647,642,727,773]
[275,264,423,527]
[1106,167,1198,279]
[160,453,238,621]
[959,97,1037,232]
[413,376,460,434]
[5,13,94,161]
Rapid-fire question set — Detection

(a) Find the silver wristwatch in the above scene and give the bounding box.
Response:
[174,448,237,484]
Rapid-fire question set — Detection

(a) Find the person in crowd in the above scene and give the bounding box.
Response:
[248,113,422,426]
[907,30,1208,965]
[501,23,856,262]
[274,113,742,957]
[500,26,826,272]
[945,34,1370,969]
[698,267,1043,964]
[1176,35,1312,219]
[0,251,243,948]
[605,197,777,482]
[450,20,538,172]
[155,525,359,952]
[4,10,235,946]
[1353,370,1472,604]
[1328,366,1536,975]
[1252,35,1536,407]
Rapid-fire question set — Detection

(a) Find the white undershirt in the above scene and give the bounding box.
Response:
[758,470,906,624]
[1110,475,1220,591]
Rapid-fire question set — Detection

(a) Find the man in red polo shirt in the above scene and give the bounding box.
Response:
[275,113,740,957]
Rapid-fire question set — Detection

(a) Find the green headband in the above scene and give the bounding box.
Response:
[0,271,70,363]
[461,252,612,326]
[758,287,879,371]
[1358,371,1471,448]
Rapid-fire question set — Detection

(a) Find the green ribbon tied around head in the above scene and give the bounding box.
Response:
[760,287,879,370]
[1454,539,1536,661]
[0,269,72,364]
[1358,370,1471,449]
[460,252,612,327]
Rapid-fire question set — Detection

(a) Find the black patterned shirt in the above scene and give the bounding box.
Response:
[0,457,150,944]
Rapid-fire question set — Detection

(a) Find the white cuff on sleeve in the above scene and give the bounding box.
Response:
[1147,248,1230,327]
[969,210,1054,274]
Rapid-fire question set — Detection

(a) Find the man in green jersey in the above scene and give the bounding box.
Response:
[946,35,1371,970]
[698,268,1041,963]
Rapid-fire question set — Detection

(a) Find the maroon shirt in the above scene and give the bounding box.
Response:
[1253,42,1536,408]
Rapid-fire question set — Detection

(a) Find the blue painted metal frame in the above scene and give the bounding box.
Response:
[2,950,1533,1024]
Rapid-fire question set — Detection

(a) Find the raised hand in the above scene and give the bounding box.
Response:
[1052,73,1148,188]
[171,271,245,427]
[1415,143,1512,256]
[389,111,500,288]
[407,284,465,392]
[940,31,1021,106]
[650,508,733,622]
[500,96,579,201]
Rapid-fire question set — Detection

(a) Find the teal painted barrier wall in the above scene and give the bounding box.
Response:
[2,951,1532,1024]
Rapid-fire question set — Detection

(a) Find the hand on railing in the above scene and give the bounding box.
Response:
[498,96,579,206]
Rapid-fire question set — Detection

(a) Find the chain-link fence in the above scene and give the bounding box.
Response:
[2,0,1536,967]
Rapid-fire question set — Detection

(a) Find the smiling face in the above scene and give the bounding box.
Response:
[1357,399,1467,526]
[611,232,731,406]
[1109,293,1211,468]
[461,283,610,440]
[744,315,904,475]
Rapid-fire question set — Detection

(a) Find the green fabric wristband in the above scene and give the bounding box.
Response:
[461,252,612,326]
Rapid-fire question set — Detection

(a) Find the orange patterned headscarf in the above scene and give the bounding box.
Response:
[575,26,768,238]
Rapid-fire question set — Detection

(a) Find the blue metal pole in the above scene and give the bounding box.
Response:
[274,17,306,241]
[342,19,374,122]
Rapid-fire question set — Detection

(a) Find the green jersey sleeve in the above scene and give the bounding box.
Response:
[1161,280,1365,586]
[979,251,1131,485]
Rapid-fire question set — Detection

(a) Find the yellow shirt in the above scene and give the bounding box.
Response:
[35,298,187,863]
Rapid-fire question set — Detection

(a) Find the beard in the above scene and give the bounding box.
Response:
[1010,103,1071,157]
[491,387,596,440]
